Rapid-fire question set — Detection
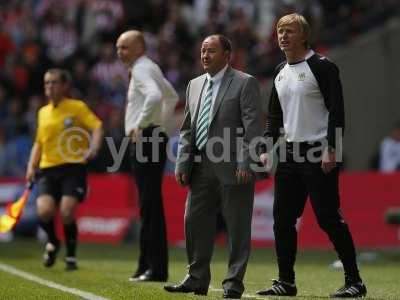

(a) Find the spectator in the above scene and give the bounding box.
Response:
[90,40,126,108]
[24,95,44,137]
[2,97,24,141]
[2,125,31,177]
[71,58,90,98]
[379,122,400,173]
[0,0,399,177]
[22,42,50,97]
[40,4,78,65]
[0,85,9,121]
[80,0,124,54]
[0,22,16,69]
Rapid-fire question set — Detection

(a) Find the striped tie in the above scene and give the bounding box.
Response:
[195,80,213,150]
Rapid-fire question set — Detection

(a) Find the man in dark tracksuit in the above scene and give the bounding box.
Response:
[258,13,367,298]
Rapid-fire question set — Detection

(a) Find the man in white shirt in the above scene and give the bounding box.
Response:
[116,30,178,282]
[379,122,400,172]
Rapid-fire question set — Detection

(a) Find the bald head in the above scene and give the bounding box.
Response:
[116,30,146,66]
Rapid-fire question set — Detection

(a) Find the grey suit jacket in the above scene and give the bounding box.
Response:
[176,66,263,185]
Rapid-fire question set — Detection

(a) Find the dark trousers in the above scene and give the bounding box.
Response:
[130,126,168,278]
[273,144,360,283]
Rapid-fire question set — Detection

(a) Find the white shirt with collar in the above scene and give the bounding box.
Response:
[197,64,228,125]
[125,55,179,136]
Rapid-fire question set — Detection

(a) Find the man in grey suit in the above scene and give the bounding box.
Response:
[164,34,263,299]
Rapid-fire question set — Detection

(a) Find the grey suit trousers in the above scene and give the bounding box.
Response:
[184,153,254,294]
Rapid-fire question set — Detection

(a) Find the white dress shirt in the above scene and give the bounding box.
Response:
[197,64,228,127]
[125,55,179,136]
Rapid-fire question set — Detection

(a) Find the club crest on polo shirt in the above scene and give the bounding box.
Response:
[278,74,283,81]
[64,117,74,128]
[298,72,306,81]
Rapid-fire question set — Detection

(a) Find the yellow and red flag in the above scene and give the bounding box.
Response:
[0,183,33,233]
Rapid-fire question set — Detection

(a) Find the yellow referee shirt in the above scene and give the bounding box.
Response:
[36,98,102,168]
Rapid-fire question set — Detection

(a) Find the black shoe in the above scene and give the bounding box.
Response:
[64,257,78,271]
[130,269,167,282]
[164,283,208,295]
[164,276,208,295]
[223,289,242,299]
[330,282,367,298]
[128,270,144,282]
[43,242,60,268]
[256,279,297,296]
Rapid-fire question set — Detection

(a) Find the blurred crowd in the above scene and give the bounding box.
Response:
[0,0,399,176]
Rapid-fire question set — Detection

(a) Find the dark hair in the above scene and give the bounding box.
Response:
[46,68,72,84]
[217,34,232,53]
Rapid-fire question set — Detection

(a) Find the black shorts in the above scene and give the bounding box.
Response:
[36,164,87,202]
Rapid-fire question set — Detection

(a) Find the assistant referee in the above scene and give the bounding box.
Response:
[26,68,103,270]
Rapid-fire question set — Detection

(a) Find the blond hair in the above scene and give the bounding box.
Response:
[276,13,310,49]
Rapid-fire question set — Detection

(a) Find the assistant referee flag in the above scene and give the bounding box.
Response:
[0,182,33,233]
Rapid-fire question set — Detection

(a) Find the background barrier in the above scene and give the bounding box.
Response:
[1,172,399,248]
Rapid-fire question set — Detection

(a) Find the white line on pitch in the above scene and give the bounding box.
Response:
[0,262,109,300]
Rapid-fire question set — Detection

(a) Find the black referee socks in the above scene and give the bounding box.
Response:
[63,221,77,257]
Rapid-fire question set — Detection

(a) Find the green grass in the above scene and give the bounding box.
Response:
[0,239,399,299]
